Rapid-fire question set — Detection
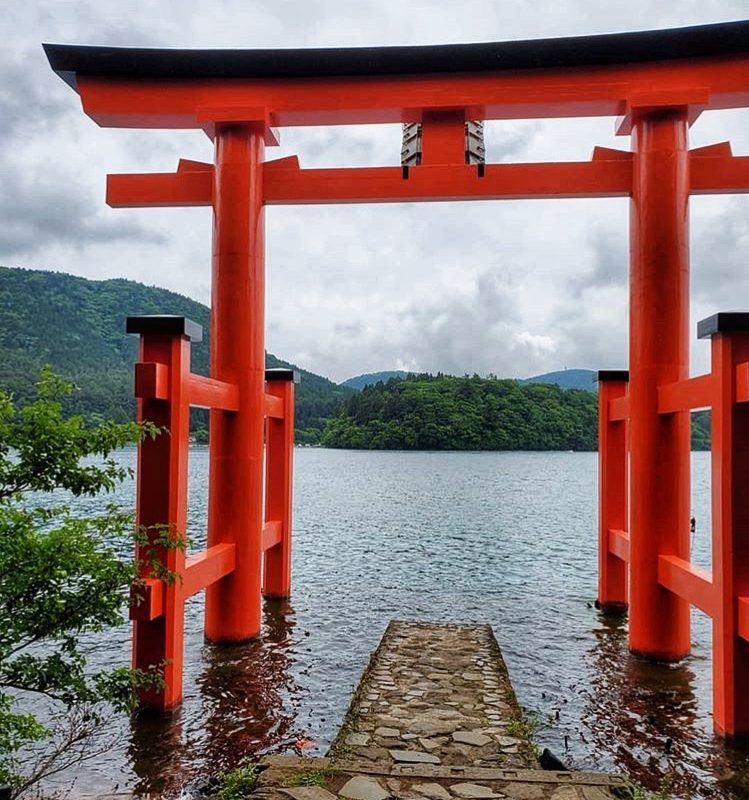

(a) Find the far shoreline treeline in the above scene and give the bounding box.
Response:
[0,266,710,451]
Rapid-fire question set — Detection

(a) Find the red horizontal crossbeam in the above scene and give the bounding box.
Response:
[736,362,749,403]
[130,542,236,621]
[108,158,632,206]
[133,365,239,410]
[264,160,632,204]
[108,170,212,207]
[738,597,749,642]
[262,520,283,550]
[658,373,715,414]
[77,56,749,128]
[134,362,169,400]
[608,395,630,421]
[187,374,239,411]
[658,554,716,617]
[608,528,630,562]
[183,542,236,597]
[691,153,749,195]
[264,392,284,418]
[108,150,749,209]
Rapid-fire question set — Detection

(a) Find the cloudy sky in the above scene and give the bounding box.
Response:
[4,2,749,382]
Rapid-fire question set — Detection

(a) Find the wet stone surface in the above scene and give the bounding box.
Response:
[254,622,626,800]
[330,621,535,770]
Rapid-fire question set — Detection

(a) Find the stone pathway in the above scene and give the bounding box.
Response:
[256,622,628,800]
[330,621,535,770]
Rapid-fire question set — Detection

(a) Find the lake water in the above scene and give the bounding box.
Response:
[31,449,749,799]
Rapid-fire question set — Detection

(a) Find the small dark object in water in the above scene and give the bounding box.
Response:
[665,736,673,753]
[188,776,219,798]
[540,748,569,771]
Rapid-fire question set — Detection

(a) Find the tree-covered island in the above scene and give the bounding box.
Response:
[322,374,598,450]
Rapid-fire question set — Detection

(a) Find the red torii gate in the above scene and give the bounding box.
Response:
[45,20,749,735]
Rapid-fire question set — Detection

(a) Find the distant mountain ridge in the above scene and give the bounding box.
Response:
[341,370,411,390]
[0,266,349,442]
[343,368,598,393]
[521,369,597,392]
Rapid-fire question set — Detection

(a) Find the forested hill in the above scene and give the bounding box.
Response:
[322,375,599,450]
[322,374,711,451]
[0,266,349,442]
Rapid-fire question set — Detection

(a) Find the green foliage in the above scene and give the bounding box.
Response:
[322,374,599,451]
[0,369,159,793]
[280,767,339,788]
[0,266,351,443]
[212,765,260,799]
[691,410,711,451]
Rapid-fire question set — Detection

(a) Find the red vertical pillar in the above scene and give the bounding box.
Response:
[262,368,297,598]
[205,123,266,641]
[701,313,749,736]
[128,315,198,710]
[628,108,691,660]
[597,370,629,611]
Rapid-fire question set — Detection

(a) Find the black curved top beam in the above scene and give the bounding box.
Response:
[44,20,749,92]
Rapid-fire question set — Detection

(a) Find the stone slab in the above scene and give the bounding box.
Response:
[339,776,391,800]
[389,749,441,764]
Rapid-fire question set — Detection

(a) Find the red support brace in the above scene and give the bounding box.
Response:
[263,369,297,598]
[126,315,298,710]
[128,316,194,711]
[597,371,629,611]
[701,313,749,736]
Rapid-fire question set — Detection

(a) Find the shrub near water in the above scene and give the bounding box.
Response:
[0,369,160,796]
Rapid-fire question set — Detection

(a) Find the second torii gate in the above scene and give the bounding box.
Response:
[45,20,749,734]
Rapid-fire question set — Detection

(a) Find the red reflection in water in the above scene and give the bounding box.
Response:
[127,599,304,796]
[583,612,749,799]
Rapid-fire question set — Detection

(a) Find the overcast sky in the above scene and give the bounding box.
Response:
[3,2,749,382]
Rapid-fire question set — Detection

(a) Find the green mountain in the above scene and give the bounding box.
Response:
[341,370,410,390]
[0,266,349,443]
[521,368,597,392]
